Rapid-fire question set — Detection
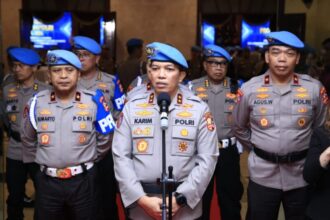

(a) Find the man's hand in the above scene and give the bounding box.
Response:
[137,195,162,219]
[320,146,330,168]
[166,196,182,217]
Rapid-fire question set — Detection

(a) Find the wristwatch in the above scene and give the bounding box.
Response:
[174,192,187,206]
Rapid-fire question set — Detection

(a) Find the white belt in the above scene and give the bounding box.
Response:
[218,137,236,149]
[40,162,94,179]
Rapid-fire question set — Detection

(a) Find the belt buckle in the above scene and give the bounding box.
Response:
[56,168,72,179]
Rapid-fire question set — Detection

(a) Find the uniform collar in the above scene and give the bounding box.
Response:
[147,88,184,112]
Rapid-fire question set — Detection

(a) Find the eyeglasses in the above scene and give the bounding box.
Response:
[74,51,93,59]
[206,60,228,68]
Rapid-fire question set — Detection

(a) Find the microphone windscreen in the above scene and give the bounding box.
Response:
[157,92,171,106]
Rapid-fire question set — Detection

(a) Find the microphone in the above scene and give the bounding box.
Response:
[157,92,171,130]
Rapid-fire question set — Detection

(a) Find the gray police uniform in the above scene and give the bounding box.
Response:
[78,70,120,118]
[233,72,327,190]
[127,74,149,92]
[2,80,50,161]
[112,88,219,220]
[21,88,110,168]
[191,76,243,220]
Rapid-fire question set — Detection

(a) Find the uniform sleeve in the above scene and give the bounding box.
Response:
[232,85,253,149]
[312,85,328,128]
[176,104,219,209]
[112,104,146,207]
[20,99,38,163]
[303,129,327,184]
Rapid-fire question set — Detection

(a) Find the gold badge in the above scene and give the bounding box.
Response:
[256,93,269,99]
[257,87,269,92]
[196,87,207,92]
[197,93,208,98]
[39,109,52,115]
[8,93,17,98]
[137,140,148,153]
[10,114,16,122]
[177,111,192,118]
[79,135,86,144]
[260,118,268,127]
[136,103,152,108]
[298,107,308,113]
[182,103,193,108]
[77,111,90,116]
[204,112,215,131]
[295,93,309,98]
[80,123,87,129]
[226,93,236,99]
[77,104,89,109]
[296,87,307,92]
[41,134,50,145]
[259,107,267,114]
[298,118,306,127]
[136,110,153,116]
[41,123,48,130]
[98,83,107,89]
[133,127,151,136]
[180,129,189,137]
[178,141,188,152]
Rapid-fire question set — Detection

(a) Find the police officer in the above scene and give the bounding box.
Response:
[2,47,50,220]
[191,44,243,220]
[21,49,115,220]
[112,42,218,220]
[117,38,145,92]
[233,31,328,220]
[72,35,124,220]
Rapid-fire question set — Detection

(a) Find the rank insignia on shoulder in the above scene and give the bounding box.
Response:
[178,141,188,152]
[204,112,215,131]
[75,92,81,101]
[177,93,183,104]
[177,111,192,118]
[136,110,153,116]
[148,93,155,103]
[137,139,148,153]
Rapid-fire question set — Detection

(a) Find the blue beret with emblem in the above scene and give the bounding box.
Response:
[126,38,143,47]
[265,31,304,49]
[46,49,82,70]
[73,36,101,55]
[146,42,188,69]
[8,48,40,65]
[203,44,232,62]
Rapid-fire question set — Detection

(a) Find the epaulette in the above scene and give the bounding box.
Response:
[299,73,313,82]
[191,76,207,86]
[35,89,50,98]
[101,71,116,81]
[82,89,96,97]
[187,94,203,103]
[3,82,16,91]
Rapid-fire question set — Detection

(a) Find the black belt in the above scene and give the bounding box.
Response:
[253,147,308,163]
[142,182,183,194]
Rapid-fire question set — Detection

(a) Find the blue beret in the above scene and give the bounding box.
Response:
[266,31,304,49]
[126,38,143,47]
[46,50,82,70]
[203,44,232,62]
[8,48,40,65]
[73,36,101,55]
[146,42,188,69]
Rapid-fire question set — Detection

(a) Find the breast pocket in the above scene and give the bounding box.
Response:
[251,106,275,129]
[72,121,94,147]
[171,126,197,157]
[224,104,235,127]
[291,105,313,129]
[37,122,56,147]
[131,125,155,155]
